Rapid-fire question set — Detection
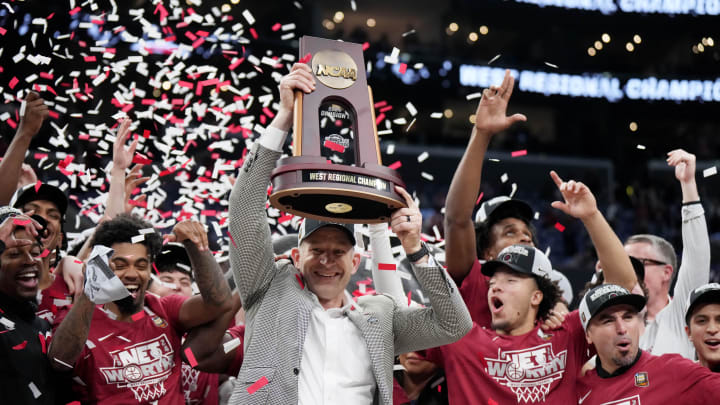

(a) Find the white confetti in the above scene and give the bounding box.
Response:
[351,0,357,11]
[19,100,26,117]
[509,183,518,198]
[636,144,646,150]
[402,29,416,37]
[544,61,559,69]
[488,54,501,65]
[53,357,73,369]
[386,144,395,154]
[131,234,145,244]
[417,151,429,162]
[85,340,96,349]
[139,228,156,235]
[534,211,540,220]
[703,166,717,178]
[0,317,15,329]
[242,10,255,25]
[223,337,242,353]
[406,118,416,132]
[500,173,509,183]
[466,92,482,100]
[28,382,41,399]
[384,47,400,64]
[421,172,434,181]
[430,112,443,119]
[405,102,417,117]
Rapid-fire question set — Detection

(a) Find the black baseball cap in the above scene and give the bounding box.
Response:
[481,244,552,279]
[298,218,356,246]
[579,284,646,331]
[685,283,720,325]
[593,256,645,284]
[11,183,68,218]
[155,243,192,277]
[475,196,534,225]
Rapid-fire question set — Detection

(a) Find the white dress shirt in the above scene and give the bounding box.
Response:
[298,291,375,405]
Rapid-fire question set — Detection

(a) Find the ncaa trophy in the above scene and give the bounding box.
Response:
[268,36,407,223]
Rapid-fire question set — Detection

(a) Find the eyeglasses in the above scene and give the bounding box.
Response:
[631,256,668,267]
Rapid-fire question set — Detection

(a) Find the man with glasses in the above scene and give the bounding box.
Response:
[624,149,710,360]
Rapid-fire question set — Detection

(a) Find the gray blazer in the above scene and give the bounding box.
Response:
[227,142,472,405]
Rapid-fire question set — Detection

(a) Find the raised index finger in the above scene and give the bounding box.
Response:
[549,170,564,188]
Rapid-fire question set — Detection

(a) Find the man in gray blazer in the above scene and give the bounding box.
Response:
[227,63,472,405]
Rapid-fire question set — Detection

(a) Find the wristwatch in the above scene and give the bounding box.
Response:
[406,242,429,263]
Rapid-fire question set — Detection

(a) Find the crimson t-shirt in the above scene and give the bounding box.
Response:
[182,363,219,405]
[53,293,188,404]
[577,351,720,405]
[36,273,72,325]
[458,260,492,327]
[431,311,591,404]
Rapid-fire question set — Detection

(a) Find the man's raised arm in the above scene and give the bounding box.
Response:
[228,63,315,307]
[549,171,636,291]
[444,70,526,283]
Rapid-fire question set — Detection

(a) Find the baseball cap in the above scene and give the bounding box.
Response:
[549,269,573,305]
[579,284,646,331]
[481,244,552,279]
[298,218,356,246]
[474,196,534,225]
[11,183,68,218]
[592,256,645,284]
[155,243,192,277]
[0,206,23,224]
[685,283,720,325]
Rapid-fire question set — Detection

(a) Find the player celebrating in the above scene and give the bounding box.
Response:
[577,284,720,404]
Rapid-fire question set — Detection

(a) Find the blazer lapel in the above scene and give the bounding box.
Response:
[347,307,387,403]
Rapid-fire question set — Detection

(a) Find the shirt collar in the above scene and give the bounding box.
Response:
[596,349,643,378]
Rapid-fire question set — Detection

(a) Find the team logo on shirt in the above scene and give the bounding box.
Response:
[600,395,641,405]
[99,335,175,402]
[152,315,168,328]
[485,343,567,403]
[634,372,649,387]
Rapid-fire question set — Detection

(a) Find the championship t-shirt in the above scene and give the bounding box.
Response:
[53,293,188,404]
[576,351,720,405]
[458,260,492,327]
[36,272,72,325]
[182,363,219,405]
[432,311,591,404]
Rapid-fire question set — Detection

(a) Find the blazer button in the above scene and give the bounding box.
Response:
[293,368,299,375]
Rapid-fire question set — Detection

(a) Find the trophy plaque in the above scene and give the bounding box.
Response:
[269,36,407,223]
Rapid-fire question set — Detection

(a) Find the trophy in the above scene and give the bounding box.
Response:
[269,36,407,223]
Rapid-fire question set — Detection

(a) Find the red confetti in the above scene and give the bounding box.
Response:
[34,180,42,193]
[12,340,27,350]
[398,63,407,74]
[12,218,31,226]
[8,76,19,89]
[39,249,51,258]
[249,28,258,39]
[0,27,6,36]
[68,6,81,15]
[375,112,386,125]
[298,53,312,64]
[227,232,237,248]
[388,161,402,170]
[247,376,269,394]
[554,222,565,232]
[323,139,345,153]
[378,263,396,271]
[84,56,97,62]
[271,23,281,31]
[38,333,46,354]
[475,192,484,205]
[407,291,412,307]
[295,273,305,290]
[184,347,198,368]
[511,149,528,158]
[132,154,153,165]
[131,311,145,321]
[362,42,370,51]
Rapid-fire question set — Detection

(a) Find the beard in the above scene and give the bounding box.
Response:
[114,291,144,315]
[491,320,511,334]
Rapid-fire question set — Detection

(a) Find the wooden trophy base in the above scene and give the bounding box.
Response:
[269,156,406,223]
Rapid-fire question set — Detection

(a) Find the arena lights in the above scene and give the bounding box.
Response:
[459,65,720,103]
[512,0,720,16]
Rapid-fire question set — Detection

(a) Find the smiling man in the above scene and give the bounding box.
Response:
[0,206,60,403]
[685,283,720,372]
[47,214,233,404]
[576,284,720,404]
[226,63,471,405]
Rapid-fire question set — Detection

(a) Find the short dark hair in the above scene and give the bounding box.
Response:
[536,275,562,320]
[475,218,538,259]
[92,213,162,262]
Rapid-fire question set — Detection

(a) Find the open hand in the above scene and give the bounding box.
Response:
[474,69,527,136]
[112,118,138,172]
[666,149,696,185]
